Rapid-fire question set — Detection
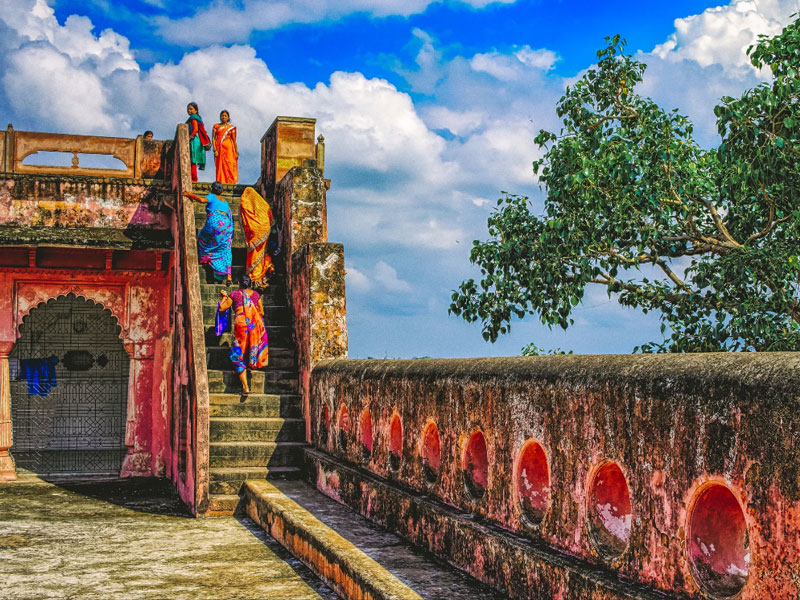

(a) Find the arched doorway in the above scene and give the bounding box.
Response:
[10,294,129,475]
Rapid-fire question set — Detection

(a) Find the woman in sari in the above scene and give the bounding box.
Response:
[218,276,268,394]
[183,181,233,284]
[212,110,239,184]
[239,187,276,288]
[186,102,210,182]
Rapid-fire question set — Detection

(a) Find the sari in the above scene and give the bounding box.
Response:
[229,289,269,373]
[186,114,208,175]
[239,187,275,288]
[212,123,238,184]
[198,193,233,280]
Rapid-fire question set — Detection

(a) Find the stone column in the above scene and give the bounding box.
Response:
[0,341,17,481]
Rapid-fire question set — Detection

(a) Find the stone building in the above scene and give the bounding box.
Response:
[0,118,798,600]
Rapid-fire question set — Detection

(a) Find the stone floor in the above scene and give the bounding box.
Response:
[0,474,338,600]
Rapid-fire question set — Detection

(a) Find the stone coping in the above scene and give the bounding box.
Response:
[314,353,800,394]
[0,225,173,249]
[242,479,422,600]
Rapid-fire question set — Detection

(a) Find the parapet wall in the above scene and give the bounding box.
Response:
[0,174,172,249]
[308,354,800,599]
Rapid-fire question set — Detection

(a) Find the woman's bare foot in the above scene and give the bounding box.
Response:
[239,371,249,395]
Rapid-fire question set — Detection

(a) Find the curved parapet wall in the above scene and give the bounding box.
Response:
[308,354,800,599]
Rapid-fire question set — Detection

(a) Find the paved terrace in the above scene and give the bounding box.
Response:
[0,474,337,600]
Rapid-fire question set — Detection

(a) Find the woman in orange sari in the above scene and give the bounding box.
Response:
[239,187,276,288]
[218,276,268,394]
[212,110,238,184]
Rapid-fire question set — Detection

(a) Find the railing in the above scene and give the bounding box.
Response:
[0,125,172,179]
[167,123,210,515]
[309,354,800,599]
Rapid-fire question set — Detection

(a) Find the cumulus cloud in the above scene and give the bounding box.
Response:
[637,0,798,145]
[470,47,558,80]
[652,0,798,77]
[2,0,792,356]
[155,0,520,46]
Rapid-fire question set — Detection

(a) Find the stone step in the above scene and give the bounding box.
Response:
[206,346,296,370]
[200,283,286,304]
[209,393,302,418]
[201,303,290,327]
[206,494,243,516]
[210,417,305,443]
[209,466,303,495]
[199,271,286,288]
[206,344,297,371]
[207,369,299,394]
[205,327,295,352]
[208,369,264,394]
[191,181,249,196]
[209,441,307,468]
[201,320,293,347]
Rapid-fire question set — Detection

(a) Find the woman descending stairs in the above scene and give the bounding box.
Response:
[192,182,305,516]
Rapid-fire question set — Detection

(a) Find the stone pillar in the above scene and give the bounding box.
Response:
[0,341,17,481]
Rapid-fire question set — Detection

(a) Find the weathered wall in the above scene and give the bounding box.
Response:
[309,355,800,599]
[0,174,172,248]
[167,122,210,514]
[292,243,348,441]
[260,117,318,201]
[0,134,178,485]
[0,127,173,180]
[0,266,172,477]
[274,162,348,442]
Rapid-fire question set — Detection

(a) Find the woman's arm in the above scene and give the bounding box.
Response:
[212,124,219,157]
[188,118,199,138]
[257,296,264,316]
[182,191,208,203]
[232,127,239,157]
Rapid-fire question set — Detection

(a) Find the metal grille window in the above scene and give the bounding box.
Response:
[10,294,129,475]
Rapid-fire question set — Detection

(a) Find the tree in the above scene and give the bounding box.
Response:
[450,23,800,352]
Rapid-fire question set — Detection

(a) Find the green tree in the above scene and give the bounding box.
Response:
[450,24,800,352]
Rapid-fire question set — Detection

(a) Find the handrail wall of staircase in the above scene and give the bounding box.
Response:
[169,123,211,515]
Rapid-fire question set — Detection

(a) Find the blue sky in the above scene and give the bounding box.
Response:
[1,0,797,357]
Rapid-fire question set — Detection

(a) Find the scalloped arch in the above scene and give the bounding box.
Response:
[16,292,126,342]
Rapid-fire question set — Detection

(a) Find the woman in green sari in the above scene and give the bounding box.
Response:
[186,102,210,182]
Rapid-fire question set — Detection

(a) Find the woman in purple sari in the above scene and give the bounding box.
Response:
[183,181,233,283]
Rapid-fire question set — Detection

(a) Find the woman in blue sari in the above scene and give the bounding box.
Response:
[183,181,233,283]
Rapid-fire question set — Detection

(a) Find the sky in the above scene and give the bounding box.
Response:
[1,0,798,358]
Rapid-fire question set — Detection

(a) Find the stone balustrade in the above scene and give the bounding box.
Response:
[308,354,800,599]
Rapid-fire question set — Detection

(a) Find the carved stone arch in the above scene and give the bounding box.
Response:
[17,292,125,341]
[15,287,129,342]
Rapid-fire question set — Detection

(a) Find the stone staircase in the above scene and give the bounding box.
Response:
[192,182,305,515]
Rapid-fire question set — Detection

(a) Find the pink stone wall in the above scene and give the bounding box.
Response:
[0,268,172,477]
[309,354,800,599]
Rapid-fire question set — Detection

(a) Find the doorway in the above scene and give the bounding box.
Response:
[10,294,129,475]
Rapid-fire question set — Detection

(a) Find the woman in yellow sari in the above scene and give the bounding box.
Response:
[239,187,276,288]
[212,110,238,184]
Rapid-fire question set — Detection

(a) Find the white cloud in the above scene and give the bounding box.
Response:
[470,46,558,81]
[374,261,412,292]
[155,0,521,46]
[4,45,114,133]
[652,0,798,77]
[2,0,791,357]
[345,265,370,292]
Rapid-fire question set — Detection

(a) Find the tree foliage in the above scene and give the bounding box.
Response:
[450,24,800,352]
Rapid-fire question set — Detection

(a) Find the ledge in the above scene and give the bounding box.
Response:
[0,225,173,249]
